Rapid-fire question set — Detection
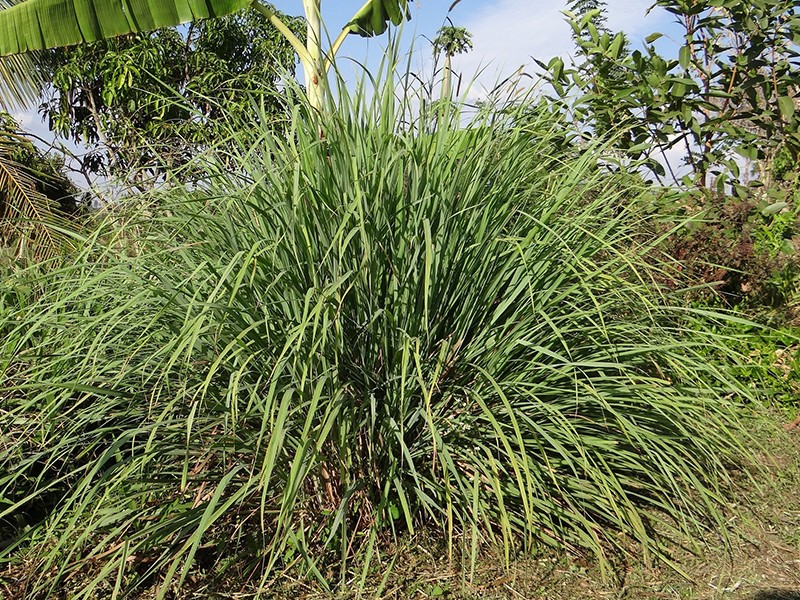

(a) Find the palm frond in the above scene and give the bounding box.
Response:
[0,53,45,111]
[0,0,45,110]
[0,143,72,259]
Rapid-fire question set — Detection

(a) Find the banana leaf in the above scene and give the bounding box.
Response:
[347,0,411,37]
[0,0,252,55]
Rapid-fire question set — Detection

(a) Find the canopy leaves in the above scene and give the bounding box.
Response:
[0,0,417,110]
[0,115,79,259]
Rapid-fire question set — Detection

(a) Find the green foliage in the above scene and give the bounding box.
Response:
[0,0,419,110]
[543,0,800,189]
[432,24,472,100]
[557,4,631,142]
[693,313,800,416]
[567,0,610,37]
[347,0,413,36]
[0,52,44,112]
[0,68,766,596]
[0,0,45,112]
[0,112,81,260]
[771,143,799,183]
[654,186,800,307]
[41,5,303,180]
[432,25,473,58]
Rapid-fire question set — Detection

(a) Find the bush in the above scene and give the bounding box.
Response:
[0,73,765,597]
[658,188,800,309]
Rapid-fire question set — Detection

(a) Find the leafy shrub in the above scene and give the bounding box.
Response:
[0,73,765,597]
[660,189,800,308]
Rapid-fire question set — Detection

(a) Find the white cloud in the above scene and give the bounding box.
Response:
[443,0,674,100]
[10,110,34,129]
[606,0,668,38]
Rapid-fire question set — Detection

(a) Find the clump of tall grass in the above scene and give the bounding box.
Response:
[0,68,760,597]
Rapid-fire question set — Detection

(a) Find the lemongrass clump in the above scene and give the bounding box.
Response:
[0,66,760,597]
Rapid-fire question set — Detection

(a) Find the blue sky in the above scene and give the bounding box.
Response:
[265,0,679,95]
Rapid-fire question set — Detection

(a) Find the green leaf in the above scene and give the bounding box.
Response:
[549,56,564,80]
[0,0,252,55]
[645,32,663,44]
[678,45,691,69]
[0,53,45,110]
[627,141,652,154]
[762,201,788,216]
[778,96,795,119]
[347,0,412,37]
[609,33,625,59]
[734,145,759,160]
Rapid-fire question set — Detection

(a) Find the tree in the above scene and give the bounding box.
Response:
[432,23,472,100]
[562,1,631,141]
[645,0,800,189]
[0,0,416,110]
[39,6,303,182]
[542,0,800,190]
[567,0,609,38]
